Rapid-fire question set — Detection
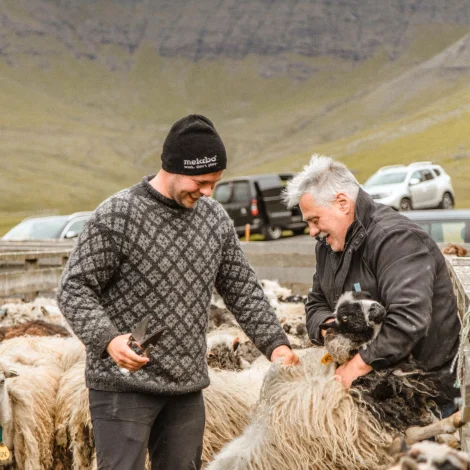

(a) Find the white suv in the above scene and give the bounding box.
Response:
[363,162,455,211]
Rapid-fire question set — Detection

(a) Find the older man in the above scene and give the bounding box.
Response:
[57,115,298,470]
[284,155,460,413]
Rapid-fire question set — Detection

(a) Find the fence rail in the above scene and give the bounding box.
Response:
[0,247,73,299]
[445,256,470,450]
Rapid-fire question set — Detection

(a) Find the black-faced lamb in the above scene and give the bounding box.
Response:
[320,291,440,433]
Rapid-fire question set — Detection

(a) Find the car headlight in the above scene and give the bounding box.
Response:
[371,192,392,199]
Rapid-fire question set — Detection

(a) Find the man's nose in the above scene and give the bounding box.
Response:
[200,185,212,197]
[309,225,319,238]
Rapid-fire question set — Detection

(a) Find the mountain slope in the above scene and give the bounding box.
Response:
[1,1,470,234]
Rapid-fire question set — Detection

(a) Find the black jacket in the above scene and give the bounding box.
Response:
[306,188,460,400]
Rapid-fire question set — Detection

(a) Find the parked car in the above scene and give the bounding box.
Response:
[2,212,92,241]
[363,162,455,211]
[212,173,307,240]
[402,209,470,244]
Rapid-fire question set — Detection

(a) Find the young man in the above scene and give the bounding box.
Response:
[283,155,460,415]
[57,115,298,470]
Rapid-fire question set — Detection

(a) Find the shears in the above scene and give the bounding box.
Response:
[127,315,166,357]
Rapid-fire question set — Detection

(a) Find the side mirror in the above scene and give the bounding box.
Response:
[64,230,79,239]
[409,177,421,186]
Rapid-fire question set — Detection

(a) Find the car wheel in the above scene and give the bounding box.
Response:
[399,198,412,211]
[439,192,454,210]
[262,224,282,241]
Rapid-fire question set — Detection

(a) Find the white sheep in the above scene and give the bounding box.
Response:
[55,361,95,470]
[208,348,394,470]
[203,365,268,464]
[0,359,62,470]
[0,336,85,373]
[0,298,72,333]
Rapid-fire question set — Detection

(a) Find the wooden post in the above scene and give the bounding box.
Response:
[24,257,39,301]
[245,224,251,241]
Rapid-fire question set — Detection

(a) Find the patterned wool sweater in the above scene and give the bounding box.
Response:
[57,176,289,394]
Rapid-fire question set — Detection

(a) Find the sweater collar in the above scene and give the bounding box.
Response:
[141,175,192,211]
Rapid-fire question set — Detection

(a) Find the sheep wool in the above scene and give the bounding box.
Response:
[208,348,394,470]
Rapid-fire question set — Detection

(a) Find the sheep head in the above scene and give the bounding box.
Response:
[320,291,386,364]
[207,334,249,371]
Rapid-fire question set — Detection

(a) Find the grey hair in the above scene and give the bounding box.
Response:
[282,154,360,208]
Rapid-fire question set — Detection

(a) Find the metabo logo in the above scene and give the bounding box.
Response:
[184,156,218,166]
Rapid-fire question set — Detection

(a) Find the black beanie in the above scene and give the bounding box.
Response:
[161,115,227,175]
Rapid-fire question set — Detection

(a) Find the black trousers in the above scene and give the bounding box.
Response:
[89,389,205,470]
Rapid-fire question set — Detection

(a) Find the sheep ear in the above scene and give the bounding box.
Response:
[232,337,240,351]
[369,303,386,324]
[5,369,19,378]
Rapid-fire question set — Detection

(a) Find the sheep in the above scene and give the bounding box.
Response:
[208,348,394,470]
[388,440,470,470]
[320,290,387,364]
[207,305,238,332]
[0,320,71,342]
[0,336,86,373]
[54,361,95,470]
[50,358,267,468]
[320,291,440,433]
[206,332,251,371]
[0,359,62,470]
[203,365,268,465]
[0,298,72,333]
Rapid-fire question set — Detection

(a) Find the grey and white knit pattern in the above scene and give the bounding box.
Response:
[57,176,289,394]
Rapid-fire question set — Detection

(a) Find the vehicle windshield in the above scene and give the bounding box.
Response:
[365,171,408,186]
[2,216,69,240]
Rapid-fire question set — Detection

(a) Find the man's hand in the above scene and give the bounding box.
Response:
[334,353,372,389]
[321,318,335,338]
[106,334,149,372]
[270,345,300,365]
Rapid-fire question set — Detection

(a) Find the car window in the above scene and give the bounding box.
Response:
[365,171,408,186]
[410,171,424,183]
[65,219,87,236]
[3,217,68,240]
[433,168,441,177]
[232,182,251,203]
[213,184,232,204]
[422,170,434,181]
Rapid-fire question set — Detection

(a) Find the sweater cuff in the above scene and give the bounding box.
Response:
[265,336,292,361]
[97,326,121,358]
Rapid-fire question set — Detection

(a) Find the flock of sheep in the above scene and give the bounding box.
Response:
[0,281,468,470]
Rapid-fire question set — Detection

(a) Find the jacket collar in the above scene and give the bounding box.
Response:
[353,187,376,231]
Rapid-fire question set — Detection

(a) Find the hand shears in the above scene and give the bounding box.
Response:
[127,315,166,357]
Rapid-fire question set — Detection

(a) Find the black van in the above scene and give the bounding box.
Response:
[212,173,307,240]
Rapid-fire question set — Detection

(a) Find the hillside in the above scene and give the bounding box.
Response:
[1,0,470,233]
